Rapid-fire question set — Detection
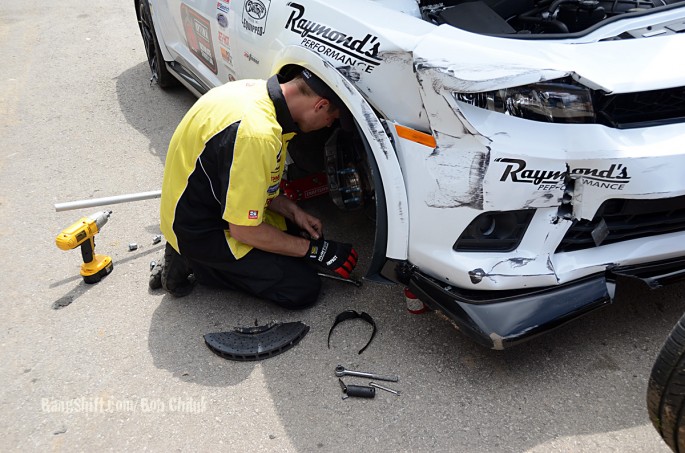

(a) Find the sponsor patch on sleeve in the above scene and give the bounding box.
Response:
[248,210,259,219]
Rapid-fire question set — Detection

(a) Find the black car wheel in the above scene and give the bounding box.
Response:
[647,312,685,452]
[136,0,178,88]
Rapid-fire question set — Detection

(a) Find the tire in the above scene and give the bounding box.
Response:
[136,0,178,88]
[647,312,685,452]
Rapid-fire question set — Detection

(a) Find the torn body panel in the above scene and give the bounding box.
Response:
[410,65,493,210]
[457,100,685,220]
[402,62,685,348]
[406,37,685,296]
[425,132,489,210]
[412,23,685,94]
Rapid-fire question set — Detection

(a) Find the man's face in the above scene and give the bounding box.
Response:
[299,97,340,133]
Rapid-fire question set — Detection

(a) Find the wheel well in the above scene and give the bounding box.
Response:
[278,64,390,281]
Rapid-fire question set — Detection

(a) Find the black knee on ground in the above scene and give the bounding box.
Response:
[267,272,321,310]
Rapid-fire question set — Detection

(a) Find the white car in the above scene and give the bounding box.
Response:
[136,0,685,349]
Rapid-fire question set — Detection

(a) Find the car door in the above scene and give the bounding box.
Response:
[152,0,244,87]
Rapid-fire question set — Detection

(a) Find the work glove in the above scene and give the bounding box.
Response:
[305,238,358,279]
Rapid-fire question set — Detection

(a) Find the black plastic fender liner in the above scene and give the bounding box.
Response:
[204,322,310,361]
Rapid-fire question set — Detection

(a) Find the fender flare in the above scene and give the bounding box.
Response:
[270,46,409,262]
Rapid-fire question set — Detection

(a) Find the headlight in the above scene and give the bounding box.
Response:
[455,78,596,124]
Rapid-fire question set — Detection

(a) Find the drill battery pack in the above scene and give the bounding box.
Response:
[81,255,113,284]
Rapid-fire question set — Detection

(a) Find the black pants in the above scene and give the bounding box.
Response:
[186,248,321,310]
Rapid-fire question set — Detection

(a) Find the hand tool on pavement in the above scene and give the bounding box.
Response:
[334,365,399,382]
[55,210,113,283]
[317,272,362,287]
[369,382,401,396]
[338,378,375,399]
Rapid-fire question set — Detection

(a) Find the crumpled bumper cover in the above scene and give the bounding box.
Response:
[409,257,685,350]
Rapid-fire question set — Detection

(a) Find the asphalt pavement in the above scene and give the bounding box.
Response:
[1,2,684,451]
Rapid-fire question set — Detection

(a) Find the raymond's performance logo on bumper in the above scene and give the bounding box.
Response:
[495,158,631,191]
[285,2,382,73]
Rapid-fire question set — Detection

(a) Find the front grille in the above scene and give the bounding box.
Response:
[595,86,685,129]
[556,194,685,253]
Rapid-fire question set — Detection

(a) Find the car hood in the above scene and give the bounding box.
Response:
[412,24,685,94]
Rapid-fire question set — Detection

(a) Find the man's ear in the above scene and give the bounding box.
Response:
[314,97,330,112]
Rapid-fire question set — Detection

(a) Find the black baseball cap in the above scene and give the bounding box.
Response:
[301,69,345,110]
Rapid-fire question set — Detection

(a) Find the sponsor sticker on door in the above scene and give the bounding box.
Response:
[242,0,270,36]
[180,4,218,74]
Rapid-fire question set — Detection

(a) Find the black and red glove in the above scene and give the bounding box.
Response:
[305,238,358,278]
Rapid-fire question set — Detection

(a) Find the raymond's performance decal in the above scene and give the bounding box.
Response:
[181,4,217,74]
[495,158,631,191]
[285,2,382,73]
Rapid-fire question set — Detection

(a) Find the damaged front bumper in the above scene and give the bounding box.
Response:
[409,257,685,350]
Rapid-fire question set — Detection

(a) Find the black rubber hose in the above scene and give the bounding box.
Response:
[516,14,570,32]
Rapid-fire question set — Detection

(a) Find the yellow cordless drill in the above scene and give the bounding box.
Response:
[56,210,113,283]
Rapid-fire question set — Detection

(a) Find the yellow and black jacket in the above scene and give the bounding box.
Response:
[160,76,298,262]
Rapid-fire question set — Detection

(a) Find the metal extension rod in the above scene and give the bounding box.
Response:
[54,190,161,212]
